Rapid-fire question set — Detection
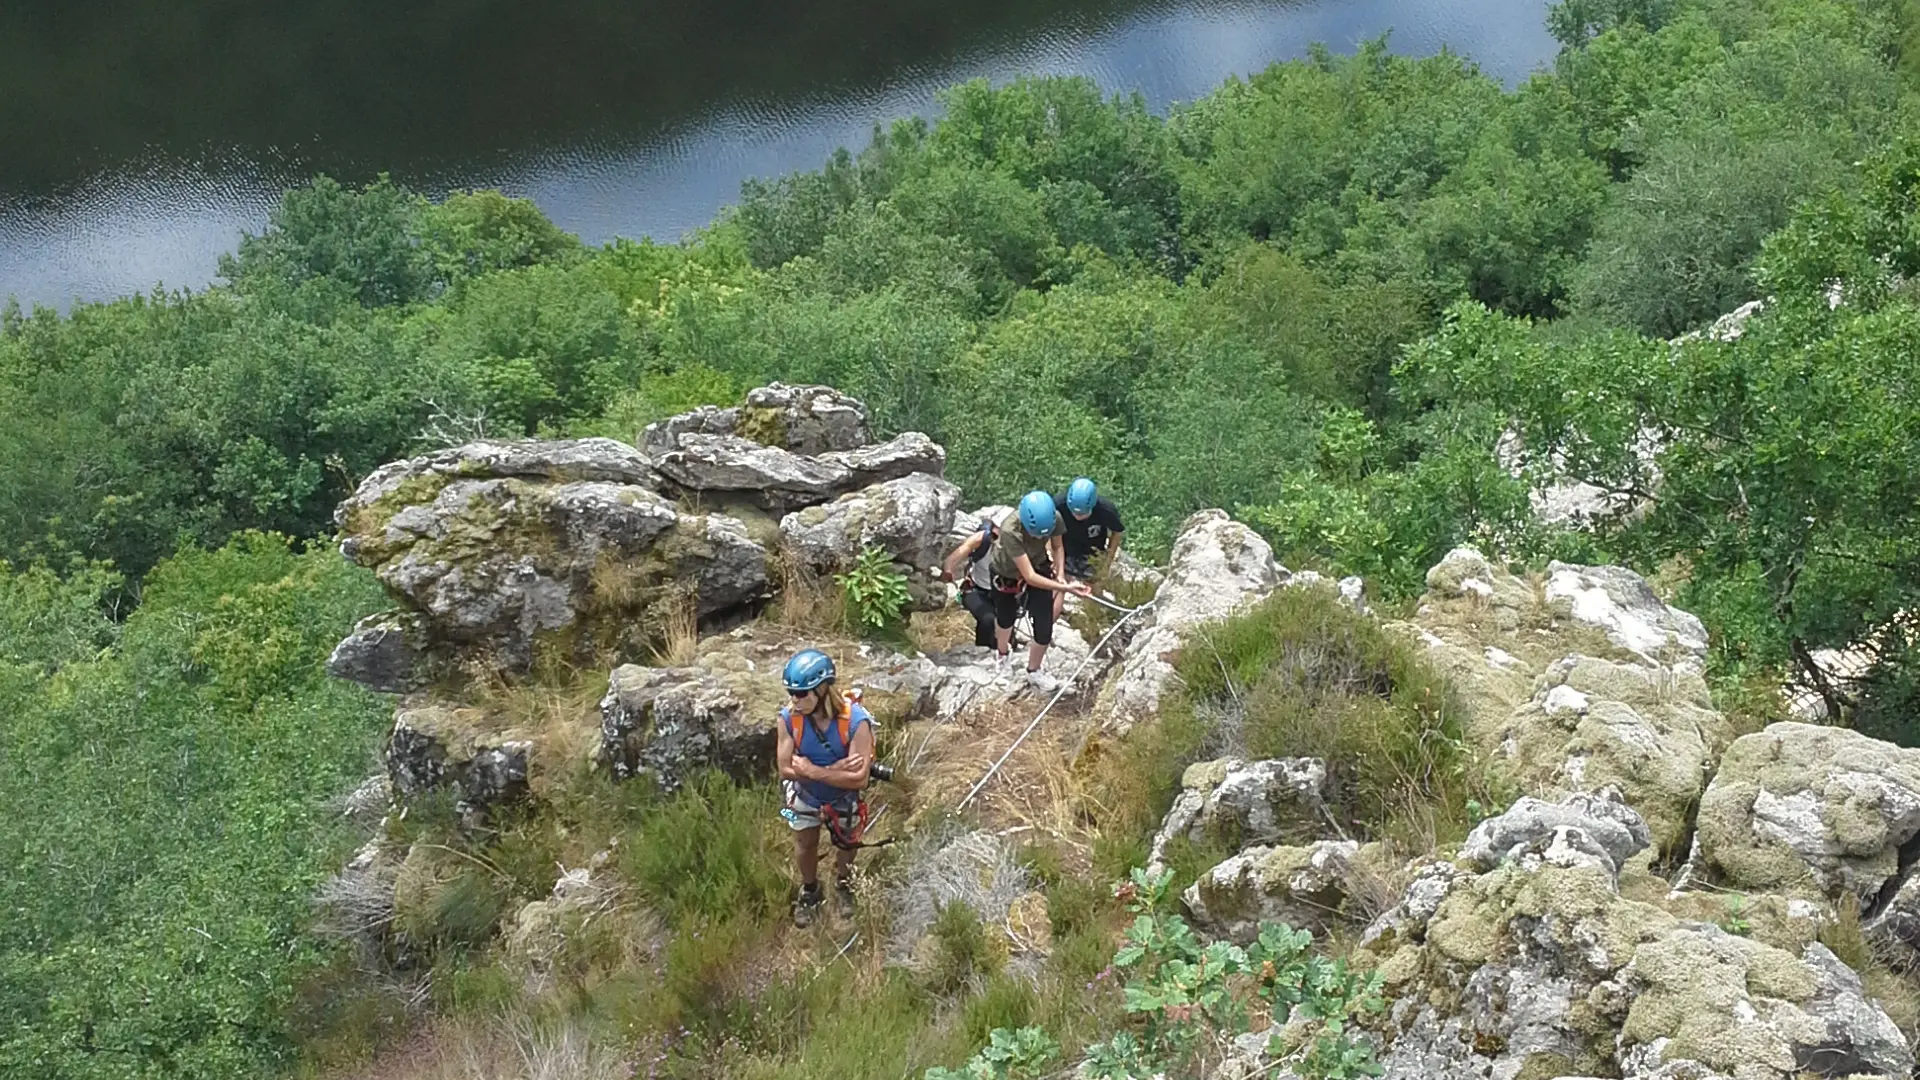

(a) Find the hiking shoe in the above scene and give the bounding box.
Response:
[1026,669,1061,693]
[833,879,856,920]
[793,884,824,928]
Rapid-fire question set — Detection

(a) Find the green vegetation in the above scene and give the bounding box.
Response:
[837,543,915,632]
[8,0,1920,1075]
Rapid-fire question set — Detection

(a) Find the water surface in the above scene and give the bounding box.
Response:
[0,0,1558,309]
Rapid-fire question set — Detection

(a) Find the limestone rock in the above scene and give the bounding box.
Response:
[1459,789,1653,881]
[1545,561,1709,674]
[386,700,534,811]
[327,610,430,694]
[1693,722,1920,906]
[335,452,769,675]
[649,431,945,511]
[600,663,771,788]
[1147,757,1330,874]
[778,473,962,609]
[1401,548,1731,853]
[1183,840,1364,941]
[1099,510,1283,730]
[638,383,871,458]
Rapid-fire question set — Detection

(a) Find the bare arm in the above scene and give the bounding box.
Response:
[816,721,875,790]
[941,531,983,583]
[1103,530,1125,578]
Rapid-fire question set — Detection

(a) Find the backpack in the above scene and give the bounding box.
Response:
[783,689,866,748]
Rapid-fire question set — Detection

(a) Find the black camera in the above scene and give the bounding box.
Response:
[868,762,896,783]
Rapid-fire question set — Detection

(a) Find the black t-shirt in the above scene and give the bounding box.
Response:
[1053,493,1125,558]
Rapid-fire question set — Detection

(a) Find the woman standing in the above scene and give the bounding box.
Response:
[774,649,874,927]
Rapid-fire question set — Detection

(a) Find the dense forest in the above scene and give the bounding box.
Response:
[9,0,1920,1074]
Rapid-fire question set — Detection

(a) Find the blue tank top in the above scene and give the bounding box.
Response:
[785,702,872,807]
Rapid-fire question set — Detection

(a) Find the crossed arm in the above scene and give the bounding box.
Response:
[776,717,875,791]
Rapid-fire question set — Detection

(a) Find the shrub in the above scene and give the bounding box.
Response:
[838,544,913,633]
[1174,585,1479,847]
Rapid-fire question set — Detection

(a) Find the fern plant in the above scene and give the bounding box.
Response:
[836,544,912,632]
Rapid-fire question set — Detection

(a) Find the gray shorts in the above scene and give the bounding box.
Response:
[779,781,858,831]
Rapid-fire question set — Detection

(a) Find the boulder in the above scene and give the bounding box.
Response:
[1098,510,1283,730]
[1147,757,1330,874]
[1400,548,1731,852]
[599,663,771,788]
[1183,840,1367,941]
[1364,847,1911,1080]
[327,610,431,694]
[638,383,871,458]
[1459,789,1652,882]
[648,431,945,511]
[335,454,769,675]
[386,700,534,811]
[1545,561,1710,674]
[1692,722,1920,906]
[778,473,962,609]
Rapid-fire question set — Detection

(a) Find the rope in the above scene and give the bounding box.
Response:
[956,598,1153,811]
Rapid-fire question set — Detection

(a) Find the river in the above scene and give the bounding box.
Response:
[0,0,1557,310]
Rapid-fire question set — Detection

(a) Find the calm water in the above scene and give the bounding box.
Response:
[0,0,1557,309]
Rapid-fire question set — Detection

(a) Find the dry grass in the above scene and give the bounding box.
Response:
[647,583,700,667]
[326,1012,630,1080]
[766,553,848,636]
[487,675,607,797]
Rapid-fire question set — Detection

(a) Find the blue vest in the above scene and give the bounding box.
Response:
[784,702,871,807]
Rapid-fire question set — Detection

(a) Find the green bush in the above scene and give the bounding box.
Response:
[838,544,914,633]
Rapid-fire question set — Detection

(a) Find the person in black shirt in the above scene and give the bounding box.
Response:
[1053,477,1125,616]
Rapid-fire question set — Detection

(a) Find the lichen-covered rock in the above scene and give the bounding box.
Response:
[504,864,619,989]
[1399,548,1731,852]
[648,431,945,511]
[638,383,871,458]
[1692,722,1920,906]
[335,452,769,675]
[1460,789,1652,882]
[599,663,771,788]
[327,610,431,693]
[1147,757,1330,874]
[1544,561,1710,674]
[386,700,534,810]
[1183,840,1366,941]
[778,473,962,609]
[1098,510,1283,730]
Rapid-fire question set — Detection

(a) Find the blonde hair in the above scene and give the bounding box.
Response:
[811,683,848,723]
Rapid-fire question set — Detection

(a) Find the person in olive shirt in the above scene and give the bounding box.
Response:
[990,490,1090,685]
[1052,477,1126,617]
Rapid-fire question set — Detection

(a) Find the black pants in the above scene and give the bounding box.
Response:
[990,577,1055,647]
[960,585,999,648]
[1065,552,1096,582]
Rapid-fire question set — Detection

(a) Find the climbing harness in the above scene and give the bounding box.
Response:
[957,596,1155,811]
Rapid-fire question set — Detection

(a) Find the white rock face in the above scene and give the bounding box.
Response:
[1147,757,1330,874]
[1545,561,1709,673]
[1098,510,1283,730]
[1459,788,1652,881]
[1693,721,1920,906]
[778,473,963,607]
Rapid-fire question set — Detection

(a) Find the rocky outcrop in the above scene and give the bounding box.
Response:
[779,473,962,608]
[1691,722,1920,907]
[386,700,533,810]
[599,663,770,788]
[1147,757,1331,874]
[327,610,431,693]
[648,431,945,511]
[336,450,769,675]
[1184,840,1372,941]
[1400,547,1730,853]
[1098,510,1284,731]
[638,383,871,458]
[1361,789,1911,1080]
[1459,788,1652,882]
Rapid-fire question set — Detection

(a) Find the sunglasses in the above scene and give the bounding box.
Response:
[787,687,818,698]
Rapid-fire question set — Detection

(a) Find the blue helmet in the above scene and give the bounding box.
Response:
[1018,490,1057,535]
[1066,477,1097,516]
[783,649,836,693]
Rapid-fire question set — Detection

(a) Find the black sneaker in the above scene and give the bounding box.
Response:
[833,878,856,920]
[793,884,824,928]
